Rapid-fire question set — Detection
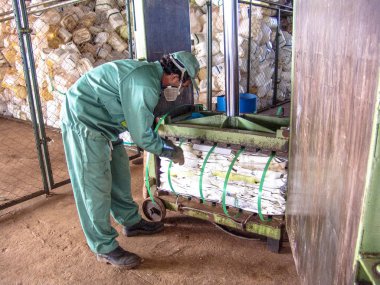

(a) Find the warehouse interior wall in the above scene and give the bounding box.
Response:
[286,0,380,284]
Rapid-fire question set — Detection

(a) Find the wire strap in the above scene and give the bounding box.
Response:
[222,148,245,217]
[258,152,275,222]
[199,144,216,202]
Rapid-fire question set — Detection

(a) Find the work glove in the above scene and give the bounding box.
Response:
[160,139,185,165]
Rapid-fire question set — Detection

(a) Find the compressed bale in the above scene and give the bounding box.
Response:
[107,32,127,52]
[197,56,207,69]
[118,25,129,40]
[260,23,272,45]
[212,52,224,66]
[40,9,61,25]
[197,67,207,81]
[191,33,206,45]
[159,143,288,216]
[263,16,278,29]
[57,27,72,43]
[72,28,92,45]
[95,0,116,12]
[94,32,110,45]
[81,12,97,28]
[106,8,125,31]
[97,43,112,59]
[190,6,205,34]
[60,14,79,32]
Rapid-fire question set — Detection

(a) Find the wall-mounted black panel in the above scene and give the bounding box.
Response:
[143,0,191,62]
[142,0,193,116]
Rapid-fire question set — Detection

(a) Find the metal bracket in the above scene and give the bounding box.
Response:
[357,257,380,284]
[20,28,32,33]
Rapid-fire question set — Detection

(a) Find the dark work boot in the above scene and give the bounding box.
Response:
[96,246,142,269]
[123,219,164,237]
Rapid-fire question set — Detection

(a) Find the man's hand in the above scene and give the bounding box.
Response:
[160,140,185,165]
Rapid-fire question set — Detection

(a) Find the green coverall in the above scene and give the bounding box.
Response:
[61,60,164,254]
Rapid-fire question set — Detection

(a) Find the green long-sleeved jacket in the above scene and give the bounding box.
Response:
[61,59,164,155]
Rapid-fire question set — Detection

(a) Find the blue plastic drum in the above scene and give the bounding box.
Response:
[216,93,257,113]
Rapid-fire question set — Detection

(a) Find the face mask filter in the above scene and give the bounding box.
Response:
[163,54,187,101]
[163,86,180,101]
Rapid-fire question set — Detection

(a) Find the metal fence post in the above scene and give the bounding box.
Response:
[272,9,281,107]
[207,1,213,111]
[246,0,252,93]
[11,0,53,194]
[127,0,133,59]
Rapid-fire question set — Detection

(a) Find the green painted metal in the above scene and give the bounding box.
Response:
[235,117,276,134]
[148,109,287,242]
[158,125,288,151]
[355,75,380,284]
[175,114,227,128]
[185,209,210,221]
[162,200,178,211]
[171,113,289,133]
[157,113,289,150]
[245,222,281,240]
[12,0,51,194]
[357,259,380,284]
[243,114,290,130]
[213,215,242,230]
[361,114,380,253]
[161,200,282,240]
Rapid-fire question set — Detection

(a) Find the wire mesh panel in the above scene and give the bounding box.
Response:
[189,0,293,111]
[276,12,292,104]
[0,0,135,208]
[0,7,47,208]
[0,117,46,209]
[29,0,134,187]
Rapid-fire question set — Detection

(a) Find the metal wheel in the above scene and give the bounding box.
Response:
[142,198,166,222]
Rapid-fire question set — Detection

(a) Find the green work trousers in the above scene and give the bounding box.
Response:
[61,124,141,254]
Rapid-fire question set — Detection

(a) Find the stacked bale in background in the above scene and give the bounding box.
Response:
[0,0,132,127]
[190,1,292,110]
[0,0,293,128]
[0,0,26,119]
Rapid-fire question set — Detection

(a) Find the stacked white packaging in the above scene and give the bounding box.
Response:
[0,0,131,127]
[159,142,288,216]
[189,2,292,110]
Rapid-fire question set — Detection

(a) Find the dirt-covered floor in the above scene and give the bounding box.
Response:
[0,163,299,285]
[0,109,298,285]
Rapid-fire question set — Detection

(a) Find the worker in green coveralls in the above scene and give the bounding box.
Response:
[60,51,199,268]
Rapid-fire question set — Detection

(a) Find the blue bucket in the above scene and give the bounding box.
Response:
[216,93,257,113]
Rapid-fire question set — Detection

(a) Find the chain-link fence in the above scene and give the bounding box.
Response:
[0,0,135,209]
[190,0,293,111]
[0,1,48,209]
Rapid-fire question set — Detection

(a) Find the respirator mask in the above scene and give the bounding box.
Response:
[163,55,186,101]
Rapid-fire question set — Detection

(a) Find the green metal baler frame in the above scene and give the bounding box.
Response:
[143,106,290,252]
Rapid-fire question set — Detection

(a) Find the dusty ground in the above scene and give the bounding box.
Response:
[0,162,299,285]
[0,118,68,206]
[0,111,299,285]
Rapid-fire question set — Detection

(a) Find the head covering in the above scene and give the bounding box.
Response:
[170,51,200,92]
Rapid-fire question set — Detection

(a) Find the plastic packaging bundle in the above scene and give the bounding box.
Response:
[189,1,292,110]
[95,0,116,12]
[60,14,79,32]
[159,142,288,216]
[58,27,72,43]
[106,8,125,31]
[72,28,92,45]
[107,32,128,52]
